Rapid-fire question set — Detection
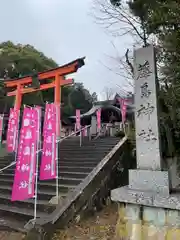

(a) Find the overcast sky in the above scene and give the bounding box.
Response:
[0,0,133,99]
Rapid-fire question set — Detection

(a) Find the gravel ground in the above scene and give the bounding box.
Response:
[53,203,118,240]
[0,205,118,240]
[0,232,24,240]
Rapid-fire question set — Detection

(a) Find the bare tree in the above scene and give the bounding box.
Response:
[92,0,149,47]
[91,0,154,90]
[99,42,134,91]
[102,85,133,102]
[102,86,116,100]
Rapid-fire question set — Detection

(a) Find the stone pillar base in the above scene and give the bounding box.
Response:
[112,187,180,239]
[129,169,170,196]
[114,202,180,240]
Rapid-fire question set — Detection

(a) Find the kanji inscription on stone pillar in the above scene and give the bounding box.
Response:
[134,45,161,170]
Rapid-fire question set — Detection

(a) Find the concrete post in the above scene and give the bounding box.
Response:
[90,116,97,136]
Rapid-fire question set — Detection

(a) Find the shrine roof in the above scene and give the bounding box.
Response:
[69,92,134,120]
[69,104,134,119]
[94,95,134,107]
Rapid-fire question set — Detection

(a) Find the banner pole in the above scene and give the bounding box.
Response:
[56,140,59,203]
[33,144,38,223]
[56,104,59,203]
[80,128,82,147]
[33,107,40,224]
[75,123,76,133]
[123,122,125,134]
[0,114,3,147]
[15,110,20,161]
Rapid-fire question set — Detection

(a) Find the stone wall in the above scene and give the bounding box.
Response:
[115,203,180,239]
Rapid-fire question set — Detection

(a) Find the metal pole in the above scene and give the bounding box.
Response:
[56,104,59,203]
[98,124,101,136]
[14,110,20,162]
[123,122,126,135]
[88,126,91,141]
[34,145,38,223]
[33,107,40,224]
[127,122,130,136]
[0,114,4,146]
[56,140,59,203]
[80,128,82,147]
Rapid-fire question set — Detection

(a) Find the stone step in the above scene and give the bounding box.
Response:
[61,158,99,163]
[92,138,119,142]
[0,142,118,162]
[0,178,76,192]
[60,140,90,145]
[60,161,98,167]
[0,155,99,163]
[0,161,99,170]
[59,143,118,149]
[0,160,99,169]
[60,136,89,141]
[4,165,93,173]
[0,136,119,232]
[0,155,98,162]
[59,145,117,151]
[0,174,82,185]
[60,141,119,147]
[0,203,47,223]
[0,163,15,169]
[0,171,88,180]
[54,171,89,179]
[60,148,110,152]
[0,156,12,161]
[0,156,14,161]
[56,166,94,173]
[60,152,109,157]
[59,148,113,152]
[0,215,27,232]
[0,193,55,213]
[51,176,82,185]
[0,153,107,166]
[0,141,116,152]
[0,185,68,201]
[4,167,94,175]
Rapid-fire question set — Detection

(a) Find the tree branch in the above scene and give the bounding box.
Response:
[125,49,134,75]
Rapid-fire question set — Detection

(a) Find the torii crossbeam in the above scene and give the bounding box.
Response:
[4,57,85,110]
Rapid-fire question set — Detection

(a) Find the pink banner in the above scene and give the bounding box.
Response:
[0,115,3,143]
[11,107,39,201]
[40,103,57,180]
[96,109,101,130]
[76,109,81,130]
[6,108,19,152]
[118,98,128,124]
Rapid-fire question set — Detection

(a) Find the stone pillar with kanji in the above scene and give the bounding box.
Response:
[111,45,180,239]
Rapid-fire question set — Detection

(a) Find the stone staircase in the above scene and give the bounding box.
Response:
[0,136,122,233]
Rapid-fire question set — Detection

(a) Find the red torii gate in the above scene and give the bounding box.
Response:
[4,57,85,110]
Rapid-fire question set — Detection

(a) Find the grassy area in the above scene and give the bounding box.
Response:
[53,203,118,240]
